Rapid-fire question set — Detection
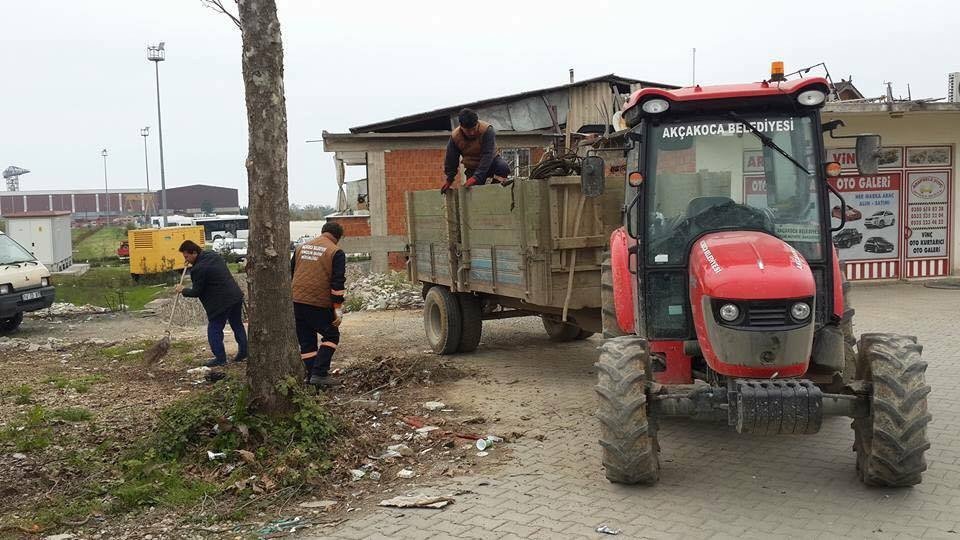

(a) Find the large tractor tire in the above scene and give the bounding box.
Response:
[600,252,626,339]
[840,277,857,381]
[0,312,24,335]
[542,315,581,342]
[457,293,483,353]
[423,286,462,355]
[853,333,931,487]
[595,336,660,485]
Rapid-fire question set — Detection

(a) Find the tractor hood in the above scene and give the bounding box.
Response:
[688,231,815,300]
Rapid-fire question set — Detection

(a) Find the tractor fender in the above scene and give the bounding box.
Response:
[609,227,636,334]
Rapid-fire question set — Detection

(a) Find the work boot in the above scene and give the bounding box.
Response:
[232,352,247,363]
[204,357,227,367]
[308,374,341,388]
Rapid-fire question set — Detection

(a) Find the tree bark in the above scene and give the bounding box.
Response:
[238,0,301,414]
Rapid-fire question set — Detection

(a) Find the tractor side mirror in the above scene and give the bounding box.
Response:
[580,155,605,198]
[855,134,882,175]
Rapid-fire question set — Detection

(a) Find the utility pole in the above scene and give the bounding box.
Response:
[101,149,110,222]
[141,127,151,223]
[148,42,169,227]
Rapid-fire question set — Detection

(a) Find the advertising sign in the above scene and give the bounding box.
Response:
[905,171,949,259]
[828,173,901,261]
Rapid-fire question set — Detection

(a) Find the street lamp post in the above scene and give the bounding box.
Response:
[140,127,151,224]
[147,42,168,227]
[101,149,110,222]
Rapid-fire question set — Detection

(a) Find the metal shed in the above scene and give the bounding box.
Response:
[2,211,74,271]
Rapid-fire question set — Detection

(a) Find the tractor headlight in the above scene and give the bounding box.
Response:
[719,303,740,322]
[790,302,811,321]
[797,89,826,106]
[641,98,670,114]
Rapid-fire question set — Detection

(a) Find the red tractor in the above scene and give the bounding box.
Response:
[592,64,930,487]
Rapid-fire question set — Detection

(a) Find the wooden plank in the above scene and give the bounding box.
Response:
[554,235,606,250]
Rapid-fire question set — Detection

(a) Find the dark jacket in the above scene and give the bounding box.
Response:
[182,251,244,318]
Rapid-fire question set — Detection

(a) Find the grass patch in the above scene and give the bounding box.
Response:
[53,266,167,311]
[2,384,34,404]
[0,406,54,452]
[73,226,128,262]
[43,374,107,394]
[51,407,93,422]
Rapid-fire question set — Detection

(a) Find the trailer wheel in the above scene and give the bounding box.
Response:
[600,252,626,339]
[457,293,483,353]
[0,312,24,335]
[595,336,660,485]
[541,315,580,342]
[853,333,931,487]
[423,286,462,355]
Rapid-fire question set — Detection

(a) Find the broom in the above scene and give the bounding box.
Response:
[144,267,188,364]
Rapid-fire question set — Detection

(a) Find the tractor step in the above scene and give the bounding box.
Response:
[728,379,823,435]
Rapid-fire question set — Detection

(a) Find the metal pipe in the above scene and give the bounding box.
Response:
[154,60,168,227]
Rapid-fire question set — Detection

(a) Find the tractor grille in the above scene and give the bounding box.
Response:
[746,302,789,327]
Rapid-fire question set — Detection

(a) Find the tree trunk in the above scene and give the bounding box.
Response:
[238,0,301,414]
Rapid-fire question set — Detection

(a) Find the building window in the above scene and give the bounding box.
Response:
[500,148,531,177]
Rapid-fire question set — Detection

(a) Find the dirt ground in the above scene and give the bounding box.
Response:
[0,308,507,539]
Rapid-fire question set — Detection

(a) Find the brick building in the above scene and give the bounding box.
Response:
[321,74,676,270]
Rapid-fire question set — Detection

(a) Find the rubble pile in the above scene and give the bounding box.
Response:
[25,302,111,318]
[345,272,422,312]
[0,336,112,352]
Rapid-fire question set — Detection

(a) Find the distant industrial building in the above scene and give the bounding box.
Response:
[0,184,240,218]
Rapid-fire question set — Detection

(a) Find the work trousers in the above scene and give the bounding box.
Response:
[207,300,248,362]
[294,302,340,377]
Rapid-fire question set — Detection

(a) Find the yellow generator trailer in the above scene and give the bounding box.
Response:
[128,226,205,278]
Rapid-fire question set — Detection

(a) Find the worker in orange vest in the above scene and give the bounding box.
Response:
[440,108,514,193]
[290,221,346,387]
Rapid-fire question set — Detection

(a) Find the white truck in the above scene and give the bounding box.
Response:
[0,231,55,333]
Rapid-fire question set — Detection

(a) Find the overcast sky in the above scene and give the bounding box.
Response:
[1,0,955,207]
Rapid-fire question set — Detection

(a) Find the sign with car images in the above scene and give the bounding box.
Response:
[906,171,949,259]
[827,173,901,261]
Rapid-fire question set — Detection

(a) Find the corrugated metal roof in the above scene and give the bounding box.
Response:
[350,74,677,133]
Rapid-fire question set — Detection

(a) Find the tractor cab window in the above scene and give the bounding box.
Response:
[645,114,822,265]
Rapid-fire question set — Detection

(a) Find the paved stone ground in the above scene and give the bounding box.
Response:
[308,283,960,539]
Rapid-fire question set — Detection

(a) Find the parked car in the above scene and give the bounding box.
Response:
[833,228,863,249]
[831,204,862,222]
[216,238,248,261]
[865,210,896,229]
[864,237,895,254]
[0,231,55,334]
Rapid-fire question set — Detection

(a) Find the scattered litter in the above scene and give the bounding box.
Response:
[476,451,489,457]
[187,366,212,375]
[369,471,382,482]
[12,453,27,460]
[475,435,503,451]
[415,426,439,434]
[375,450,402,460]
[349,469,366,480]
[255,516,309,537]
[352,399,381,411]
[299,500,337,509]
[402,416,427,429]
[423,401,445,411]
[397,468,415,479]
[378,494,455,509]
[207,450,227,460]
[596,525,622,535]
[125,349,145,355]
[388,443,414,457]
[44,534,75,540]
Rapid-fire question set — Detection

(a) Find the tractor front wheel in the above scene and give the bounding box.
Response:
[853,333,931,487]
[595,336,660,485]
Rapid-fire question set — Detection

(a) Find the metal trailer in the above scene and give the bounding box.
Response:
[128,225,205,278]
[407,175,623,353]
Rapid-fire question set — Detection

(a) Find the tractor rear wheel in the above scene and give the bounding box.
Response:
[542,315,581,342]
[853,333,931,487]
[423,286,462,355]
[600,252,626,339]
[595,336,660,485]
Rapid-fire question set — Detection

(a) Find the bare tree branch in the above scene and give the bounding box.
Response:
[201,0,241,30]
